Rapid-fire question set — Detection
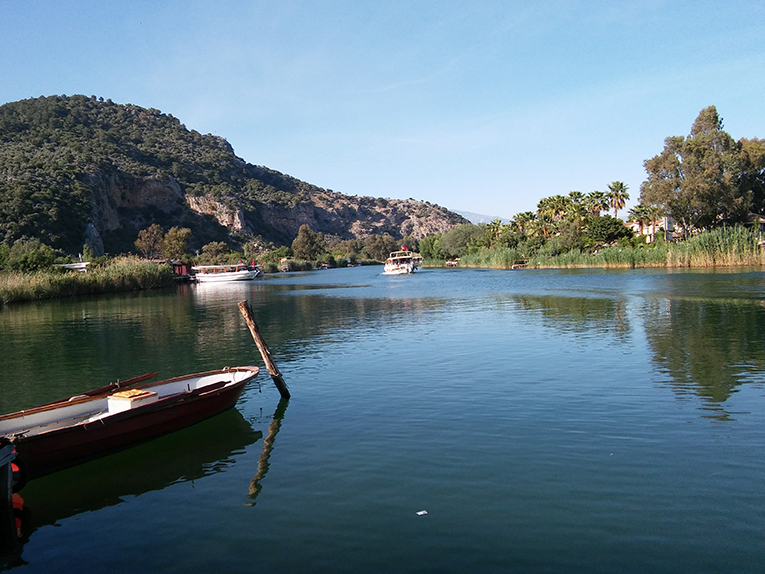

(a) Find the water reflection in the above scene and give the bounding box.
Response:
[3,268,765,430]
[505,289,765,418]
[0,408,262,569]
[509,293,632,339]
[641,297,765,418]
[0,292,204,413]
[190,282,450,364]
[247,398,289,504]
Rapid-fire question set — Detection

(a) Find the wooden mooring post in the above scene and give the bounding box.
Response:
[238,301,291,399]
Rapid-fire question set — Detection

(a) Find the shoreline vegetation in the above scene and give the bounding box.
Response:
[420,226,764,269]
[450,226,765,270]
[2,228,763,308]
[0,257,175,307]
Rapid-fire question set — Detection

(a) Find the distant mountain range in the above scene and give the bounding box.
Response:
[454,211,510,225]
[0,95,467,255]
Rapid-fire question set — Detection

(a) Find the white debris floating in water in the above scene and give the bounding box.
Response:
[416,510,428,516]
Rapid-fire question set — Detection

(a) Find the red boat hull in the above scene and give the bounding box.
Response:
[12,378,248,481]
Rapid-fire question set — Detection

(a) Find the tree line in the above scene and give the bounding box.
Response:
[3,103,762,273]
[420,106,765,262]
[420,184,635,261]
[132,223,418,269]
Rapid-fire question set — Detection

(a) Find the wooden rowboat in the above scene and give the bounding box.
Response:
[0,366,259,488]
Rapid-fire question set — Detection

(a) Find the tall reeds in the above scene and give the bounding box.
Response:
[665,226,765,267]
[0,257,175,306]
[458,247,524,269]
[531,245,669,269]
[449,227,764,270]
[533,227,763,269]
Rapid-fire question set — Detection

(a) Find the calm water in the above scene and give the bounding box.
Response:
[2,265,765,573]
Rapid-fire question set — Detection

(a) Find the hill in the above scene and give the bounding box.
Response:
[0,95,466,255]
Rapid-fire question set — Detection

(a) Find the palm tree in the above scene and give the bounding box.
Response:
[529,213,555,238]
[568,191,585,205]
[585,191,609,217]
[485,219,503,247]
[512,211,536,233]
[628,204,649,235]
[549,195,569,221]
[607,181,630,218]
[537,197,552,218]
[566,198,587,233]
[538,195,569,222]
[646,205,664,243]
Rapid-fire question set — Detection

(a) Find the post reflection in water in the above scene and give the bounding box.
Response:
[247,398,289,505]
[0,407,264,567]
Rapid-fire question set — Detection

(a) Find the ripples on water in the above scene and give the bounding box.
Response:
[2,266,765,573]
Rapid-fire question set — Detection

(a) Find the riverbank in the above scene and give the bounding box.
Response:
[0,257,386,307]
[3,228,764,307]
[0,257,174,307]
[439,227,765,270]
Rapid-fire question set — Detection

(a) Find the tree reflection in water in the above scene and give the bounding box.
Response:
[510,291,765,420]
[642,297,765,419]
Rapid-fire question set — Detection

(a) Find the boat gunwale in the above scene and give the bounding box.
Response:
[0,366,260,427]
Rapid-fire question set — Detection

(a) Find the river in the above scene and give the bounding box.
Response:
[1,265,765,573]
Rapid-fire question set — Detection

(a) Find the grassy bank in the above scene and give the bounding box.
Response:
[452,227,765,270]
[0,257,175,306]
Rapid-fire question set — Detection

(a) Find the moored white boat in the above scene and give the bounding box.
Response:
[383,250,421,275]
[192,263,263,282]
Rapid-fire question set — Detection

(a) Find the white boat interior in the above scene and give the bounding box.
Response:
[0,367,259,438]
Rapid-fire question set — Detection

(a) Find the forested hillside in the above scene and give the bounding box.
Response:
[0,95,465,255]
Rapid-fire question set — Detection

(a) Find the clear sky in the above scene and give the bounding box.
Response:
[2,1,763,219]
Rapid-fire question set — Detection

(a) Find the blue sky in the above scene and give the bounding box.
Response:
[2,1,763,219]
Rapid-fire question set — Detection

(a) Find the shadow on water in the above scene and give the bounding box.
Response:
[0,403,280,570]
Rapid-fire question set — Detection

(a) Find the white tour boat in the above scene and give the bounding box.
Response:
[383,250,422,275]
[192,263,263,283]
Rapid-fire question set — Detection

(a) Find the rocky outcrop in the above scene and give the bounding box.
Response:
[81,166,465,252]
[84,165,467,254]
[250,193,463,242]
[186,194,251,234]
[86,171,185,232]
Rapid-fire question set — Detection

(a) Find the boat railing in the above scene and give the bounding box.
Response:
[1,406,108,438]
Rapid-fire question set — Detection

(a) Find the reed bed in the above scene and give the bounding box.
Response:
[665,226,765,267]
[531,245,670,269]
[450,227,764,271]
[0,257,174,306]
[457,247,524,269]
